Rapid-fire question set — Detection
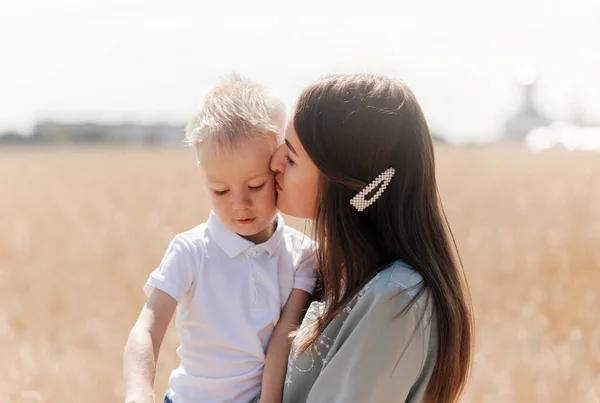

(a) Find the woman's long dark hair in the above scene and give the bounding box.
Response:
[292,74,473,402]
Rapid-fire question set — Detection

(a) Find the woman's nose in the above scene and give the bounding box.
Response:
[270,145,285,173]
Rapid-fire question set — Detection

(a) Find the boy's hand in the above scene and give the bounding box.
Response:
[125,391,154,403]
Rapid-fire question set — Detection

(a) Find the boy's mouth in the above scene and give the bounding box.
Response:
[275,180,283,191]
[236,218,256,224]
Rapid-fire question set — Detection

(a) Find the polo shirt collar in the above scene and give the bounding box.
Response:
[207,210,285,258]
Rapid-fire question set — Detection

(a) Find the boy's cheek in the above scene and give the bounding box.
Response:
[209,197,227,213]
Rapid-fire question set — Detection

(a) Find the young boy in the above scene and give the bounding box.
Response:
[123,74,318,403]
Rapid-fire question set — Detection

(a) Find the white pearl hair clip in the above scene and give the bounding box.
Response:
[349,167,396,212]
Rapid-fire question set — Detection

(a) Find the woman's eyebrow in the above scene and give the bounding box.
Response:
[285,139,298,156]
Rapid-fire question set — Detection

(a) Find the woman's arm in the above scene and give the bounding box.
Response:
[123,289,177,403]
[260,288,312,403]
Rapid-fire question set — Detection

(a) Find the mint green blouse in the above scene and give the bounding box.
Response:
[278,260,438,403]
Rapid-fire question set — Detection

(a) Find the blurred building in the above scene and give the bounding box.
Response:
[503,77,550,141]
[503,71,600,151]
[31,121,186,144]
[525,122,600,151]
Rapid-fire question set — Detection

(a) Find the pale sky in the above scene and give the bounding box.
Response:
[1,0,599,142]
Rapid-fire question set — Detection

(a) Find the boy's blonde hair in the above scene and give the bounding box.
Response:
[185,73,286,152]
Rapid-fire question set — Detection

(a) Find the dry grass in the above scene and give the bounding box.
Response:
[0,144,599,402]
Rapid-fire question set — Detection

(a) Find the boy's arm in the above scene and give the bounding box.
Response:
[260,288,312,403]
[123,289,177,403]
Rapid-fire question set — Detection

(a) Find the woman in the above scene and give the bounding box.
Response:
[268,74,473,402]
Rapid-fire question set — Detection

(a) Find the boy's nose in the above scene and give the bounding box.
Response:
[232,197,251,210]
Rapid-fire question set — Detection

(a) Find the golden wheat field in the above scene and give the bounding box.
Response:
[1,144,599,403]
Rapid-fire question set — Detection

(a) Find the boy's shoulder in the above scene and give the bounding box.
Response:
[279,223,318,256]
[170,221,210,249]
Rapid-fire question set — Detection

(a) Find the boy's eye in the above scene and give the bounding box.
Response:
[249,183,265,192]
[285,154,295,166]
[213,189,229,196]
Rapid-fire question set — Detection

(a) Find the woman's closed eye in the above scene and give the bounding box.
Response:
[212,189,229,196]
[285,154,295,166]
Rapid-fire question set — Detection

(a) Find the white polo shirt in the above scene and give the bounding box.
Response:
[144,210,318,403]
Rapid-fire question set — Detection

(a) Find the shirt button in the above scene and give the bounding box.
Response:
[252,275,260,283]
[248,249,257,257]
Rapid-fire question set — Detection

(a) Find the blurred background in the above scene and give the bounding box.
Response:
[1,1,599,402]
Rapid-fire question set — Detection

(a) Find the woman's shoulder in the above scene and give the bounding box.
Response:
[363,260,425,300]
[345,259,432,326]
